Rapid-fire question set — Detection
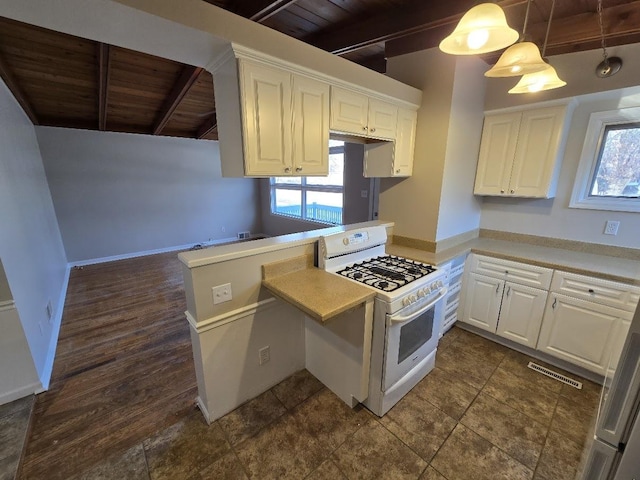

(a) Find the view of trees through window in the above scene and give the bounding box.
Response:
[270,140,345,224]
[589,123,640,198]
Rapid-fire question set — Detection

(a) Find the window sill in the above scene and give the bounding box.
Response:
[569,197,640,213]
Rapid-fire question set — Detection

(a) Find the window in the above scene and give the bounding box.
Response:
[270,141,345,224]
[570,107,640,212]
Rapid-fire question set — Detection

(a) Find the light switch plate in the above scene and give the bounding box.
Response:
[212,283,232,304]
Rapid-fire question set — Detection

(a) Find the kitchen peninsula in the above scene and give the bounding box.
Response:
[178,220,391,422]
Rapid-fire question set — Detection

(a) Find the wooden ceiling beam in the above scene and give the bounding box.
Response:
[0,50,39,125]
[196,114,217,139]
[235,0,299,23]
[152,66,203,136]
[98,43,111,131]
[308,0,527,55]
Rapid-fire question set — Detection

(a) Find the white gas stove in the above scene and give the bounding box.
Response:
[319,225,447,416]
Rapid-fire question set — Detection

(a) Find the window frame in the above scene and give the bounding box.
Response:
[569,106,640,213]
[269,144,345,225]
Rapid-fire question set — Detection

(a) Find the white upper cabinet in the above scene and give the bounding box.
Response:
[240,61,293,176]
[239,60,329,176]
[392,107,417,176]
[474,103,573,198]
[330,86,398,140]
[363,107,417,178]
[292,75,330,175]
[212,47,421,178]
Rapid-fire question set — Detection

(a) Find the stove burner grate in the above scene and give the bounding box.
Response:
[335,255,437,292]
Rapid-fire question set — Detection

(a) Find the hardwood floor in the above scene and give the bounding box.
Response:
[19,252,197,480]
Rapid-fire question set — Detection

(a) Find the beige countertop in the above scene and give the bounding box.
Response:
[388,238,640,285]
[262,267,375,323]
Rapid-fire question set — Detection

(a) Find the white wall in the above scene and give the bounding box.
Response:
[436,57,486,242]
[481,86,640,249]
[0,79,68,387]
[36,128,262,262]
[382,49,455,242]
[384,50,485,244]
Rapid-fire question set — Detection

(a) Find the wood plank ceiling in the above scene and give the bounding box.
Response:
[1,0,640,139]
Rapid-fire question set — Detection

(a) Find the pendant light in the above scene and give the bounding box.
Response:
[595,0,622,78]
[439,3,519,55]
[485,0,548,77]
[508,0,566,94]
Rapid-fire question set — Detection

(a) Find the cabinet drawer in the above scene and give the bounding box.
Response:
[551,271,640,312]
[470,254,553,289]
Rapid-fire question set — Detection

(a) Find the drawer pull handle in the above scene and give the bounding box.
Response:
[588,288,595,293]
[496,284,500,294]
[506,286,510,297]
[552,298,557,309]
[505,270,509,274]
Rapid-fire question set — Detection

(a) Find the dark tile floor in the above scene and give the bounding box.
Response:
[4,327,601,479]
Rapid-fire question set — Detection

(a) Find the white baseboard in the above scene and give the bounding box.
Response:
[0,382,41,406]
[68,236,250,267]
[40,264,71,390]
[195,396,212,425]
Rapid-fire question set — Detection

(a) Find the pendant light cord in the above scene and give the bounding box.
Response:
[521,0,532,39]
[597,0,609,66]
[541,0,555,57]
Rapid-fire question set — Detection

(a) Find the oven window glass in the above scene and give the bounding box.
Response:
[398,308,434,364]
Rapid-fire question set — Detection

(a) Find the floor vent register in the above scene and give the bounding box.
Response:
[527,362,583,389]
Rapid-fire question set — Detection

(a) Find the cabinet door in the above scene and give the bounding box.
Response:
[509,106,566,198]
[461,273,503,333]
[367,99,398,140]
[292,75,329,176]
[537,293,622,375]
[240,61,292,176]
[330,86,369,135]
[392,107,417,176]
[496,283,547,348]
[474,112,521,195]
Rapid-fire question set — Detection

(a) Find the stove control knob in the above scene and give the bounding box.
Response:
[431,282,438,291]
[343,238,349,246]
[437,280,444,288]
[422,288,430,296]
[417,290,425,298]
[410,295,417,303]
[403,298,411,307]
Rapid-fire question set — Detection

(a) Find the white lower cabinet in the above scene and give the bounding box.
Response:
[537,293,630,376]
[496,283,547,348]
[461,254,639,376]
[462,273,503,333]
[462,272,546,348]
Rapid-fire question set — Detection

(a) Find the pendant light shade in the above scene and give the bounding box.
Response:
[485,41,548,77]
[508,64,566,94]
[439,3,519,55]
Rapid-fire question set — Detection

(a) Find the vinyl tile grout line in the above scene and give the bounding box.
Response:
[531,391,563,479]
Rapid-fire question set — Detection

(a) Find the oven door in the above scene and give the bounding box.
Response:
[382,288,447,391]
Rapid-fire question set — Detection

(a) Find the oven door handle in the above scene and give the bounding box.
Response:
[389,287,448,324]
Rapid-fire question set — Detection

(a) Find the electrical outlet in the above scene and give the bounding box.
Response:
[259,346,270,365]
[238,231,251,240]
[604,220,620,235]
[46,300,53,323]
[212,283,232,304]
